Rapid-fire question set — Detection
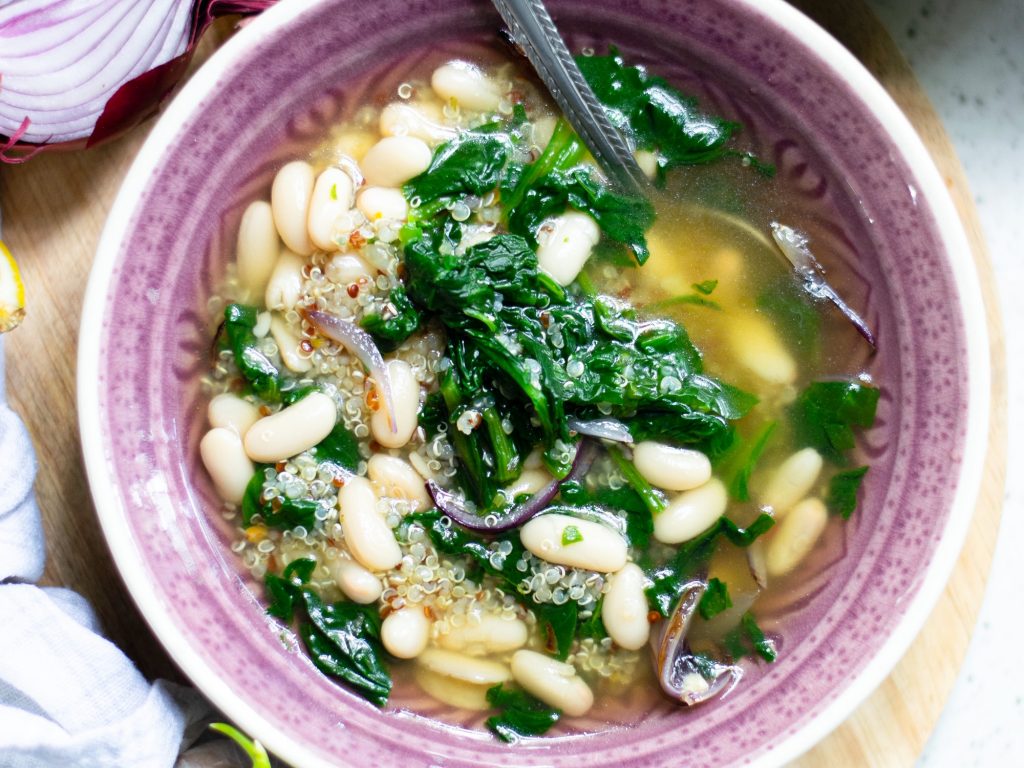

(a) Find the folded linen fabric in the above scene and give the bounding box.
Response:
[0,210,246,768]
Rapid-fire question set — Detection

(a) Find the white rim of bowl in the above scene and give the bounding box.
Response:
[77,1,990,766]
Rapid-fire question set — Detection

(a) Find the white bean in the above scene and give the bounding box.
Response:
[307,167,355,252]
[271,161,315,255]
[431,61,502,112]
[253,310,272,338]
[413,665,490,711]
[339,476,402,572]
[653,478,728,544]
[379,102,455,144]
[360,136,432,188]
[436,615,528,655]
[236,201,280,301]
[601,563,650,650]
[520,513,627,573]
[418,649,511,685]
[632,441,712,491]
[325,253,373,285]
[370,359,420,448]
[207,393,260,437]
[264,249,306,312]
[760,448,824,515]
[356,186,409,222]
[269,313,311,373]
[510,650,594,717]
[367,454,430,511]
[635,149,659,180]
[200,428,254,505]
[501,469,553,502]
[381,606,431,659]
[536,211,601,286]
[328,556,382,604]
[766,497,828,577]
[243,392,337,463]
[727,312,796,385]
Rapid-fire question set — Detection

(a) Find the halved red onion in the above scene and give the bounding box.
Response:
[302,308,397,433]
[567,415,633,444]
[426,439,597,534]
[0,1,276,163]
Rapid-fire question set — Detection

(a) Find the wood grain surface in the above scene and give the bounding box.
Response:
[0,4,1006,765]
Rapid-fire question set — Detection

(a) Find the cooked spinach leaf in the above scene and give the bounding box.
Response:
[241,469,320,530]
[827,466,869,519]
[313,422,361,473]
[723,420,777,502]
[647,513,774,616]
[301,590,391,707]
[360,285,422,351]
[533,601,578,661]
[576,49,740,174]
[698,577,732,620]
[264,556,317,621]
[405,133,511,203]
[723,612,777,663]
[794,379,879,462]
[224,303,281,403]
[485,684,561,742]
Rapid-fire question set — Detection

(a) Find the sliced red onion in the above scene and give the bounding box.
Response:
[426,439,597,534]
[567,416,633,444]
[770,222,876,349]
[302,308,397,433]
[0,1,276,162]
[651,577,743,705]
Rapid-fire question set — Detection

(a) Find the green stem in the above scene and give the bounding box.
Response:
[209,723,271,768]
[608,445,668,515]
[480,402,520,484]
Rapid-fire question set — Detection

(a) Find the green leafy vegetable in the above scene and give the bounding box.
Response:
[794,380,880,461]
[264,557,391,707]
[698,577,733,620]
[313,422,361,473]
[405,133,511,203]
[577,597,608,642]
[360,285,422,351]
[559,479,652,549]
[607,444,667,515]
[723,612,777,663]
[264,556,317,621]
[533,601,578,661]
[223,303,282,403]
[576,49,741,175]
[827,466,869,519]
[209,723,271,768]
[241,469,321,530]
[485,684,561,742]
[300,590,391,707]
[724,421,777,501]
[561,525,583,545]
[647,513,775,616]
[693,279,718,295]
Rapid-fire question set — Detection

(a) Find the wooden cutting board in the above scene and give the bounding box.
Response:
[0,4,1006,765]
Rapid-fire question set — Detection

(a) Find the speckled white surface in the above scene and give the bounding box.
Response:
[865,0,1024,765]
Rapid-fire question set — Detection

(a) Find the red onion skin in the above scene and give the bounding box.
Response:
[0,1,277,163]
[425,439,597,534]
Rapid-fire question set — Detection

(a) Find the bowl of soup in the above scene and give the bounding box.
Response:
[78,0,987,765]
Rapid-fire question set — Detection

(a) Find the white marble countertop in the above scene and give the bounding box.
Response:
[865,1,1023,764]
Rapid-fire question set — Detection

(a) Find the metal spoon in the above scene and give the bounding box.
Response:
[490,0,649,197]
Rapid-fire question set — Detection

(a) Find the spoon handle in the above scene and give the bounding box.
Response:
[491,0,649,197]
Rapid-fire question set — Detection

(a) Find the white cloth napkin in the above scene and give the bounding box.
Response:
[0,213,253,767]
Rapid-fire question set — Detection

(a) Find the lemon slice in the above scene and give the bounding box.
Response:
[0,239,26,333]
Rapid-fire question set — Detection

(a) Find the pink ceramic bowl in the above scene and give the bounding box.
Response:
[78,0,988,765]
